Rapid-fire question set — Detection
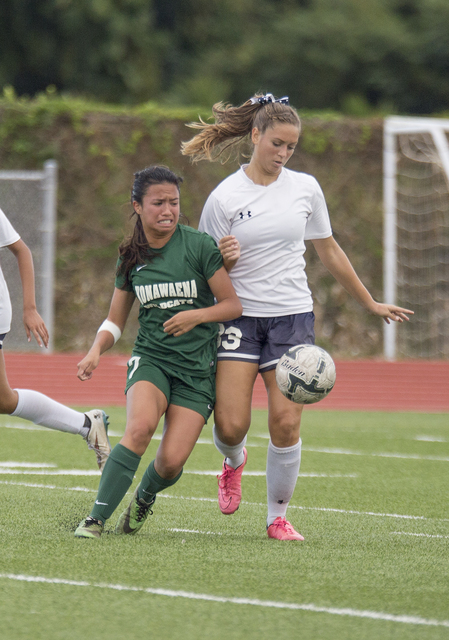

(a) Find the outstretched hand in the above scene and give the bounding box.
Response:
[77,351,101,381]
[23,309,49,348]
[371,302,414,324]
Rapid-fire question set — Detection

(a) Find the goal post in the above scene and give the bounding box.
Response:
[0,160,58,352]
[383,116,449,360]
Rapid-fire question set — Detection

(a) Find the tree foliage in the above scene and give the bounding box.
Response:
[1,0,449,114]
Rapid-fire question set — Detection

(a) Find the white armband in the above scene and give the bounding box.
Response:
[97,319,122,345]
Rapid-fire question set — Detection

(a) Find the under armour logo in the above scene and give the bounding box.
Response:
[238,211,252,220]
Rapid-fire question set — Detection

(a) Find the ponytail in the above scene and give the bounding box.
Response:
[181,93,300,163]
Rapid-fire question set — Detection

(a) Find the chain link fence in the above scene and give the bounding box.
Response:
[0,161,57,352]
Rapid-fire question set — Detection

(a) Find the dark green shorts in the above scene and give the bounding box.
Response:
[125,354,215,423]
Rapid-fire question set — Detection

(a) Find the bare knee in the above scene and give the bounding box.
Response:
[120,422,154,457]
[154,438,194,479]
[214,413,250,446]
[0,387,18,415]
[154,455,183,480]
[269,410,302,448]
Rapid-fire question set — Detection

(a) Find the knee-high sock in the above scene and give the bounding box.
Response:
[213,424,247,469]
[266,439,301,526]
[139,460,183,501]
[11,389,85,434]
[90,444,141,521]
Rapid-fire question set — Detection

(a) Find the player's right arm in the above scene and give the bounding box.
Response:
[77,287,135,381]
[218,235,240,272]
[199,194,240,272]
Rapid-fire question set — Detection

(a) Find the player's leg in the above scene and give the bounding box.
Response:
[214,360,258,514]
[75,379,167,538]
[262,369,304,540]
[0,344,110,469]
[12,390,111,468]
[259,313,315,540]
[154,405,205,477]
[116,372,211,535]
[215,315,262,451]
[0,344,18,413]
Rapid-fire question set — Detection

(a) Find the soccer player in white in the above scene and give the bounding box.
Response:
[0,207,111,470]
[182,93,413,540]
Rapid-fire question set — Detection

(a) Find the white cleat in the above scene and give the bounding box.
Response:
[84,409,111,472]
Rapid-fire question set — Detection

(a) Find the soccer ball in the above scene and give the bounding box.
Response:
[275,344,336,405]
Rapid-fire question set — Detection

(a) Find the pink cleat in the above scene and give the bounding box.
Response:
[267,517,304,541]
[217,447,248,514]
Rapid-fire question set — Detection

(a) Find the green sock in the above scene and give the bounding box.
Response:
[90,444,141,521]
[138,460,183,502]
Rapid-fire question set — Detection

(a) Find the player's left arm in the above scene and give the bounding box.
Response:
[312,235,414,324]
[7,239,49,347]
[163,266,242,337]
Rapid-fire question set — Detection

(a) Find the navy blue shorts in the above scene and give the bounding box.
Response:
[217,312,315,372]
[0,333,6,349]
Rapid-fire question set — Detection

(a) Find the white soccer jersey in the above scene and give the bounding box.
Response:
[0,208,21,333]
[199,166,332,317]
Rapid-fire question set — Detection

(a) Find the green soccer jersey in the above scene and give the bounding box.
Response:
[115,225,223,378]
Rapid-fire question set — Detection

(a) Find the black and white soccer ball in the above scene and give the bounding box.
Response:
[275,344,336,405]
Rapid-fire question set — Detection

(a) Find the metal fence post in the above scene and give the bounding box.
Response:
[41,160,58,353]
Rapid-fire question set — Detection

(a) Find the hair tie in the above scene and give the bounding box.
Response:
[250,93,289,106]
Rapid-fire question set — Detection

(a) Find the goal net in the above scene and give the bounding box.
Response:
[383,117,449,360]
[0,161,57,352]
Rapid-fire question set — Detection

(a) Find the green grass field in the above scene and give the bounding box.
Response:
[0,407,448,640]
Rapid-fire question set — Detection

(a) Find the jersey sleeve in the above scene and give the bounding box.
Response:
[0,208,21,248]
[198,192,231,242]
[304,179,333,240]
[199,232,224,281]
[114,256,134,291]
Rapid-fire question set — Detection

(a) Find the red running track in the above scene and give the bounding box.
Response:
[4,352,449,413]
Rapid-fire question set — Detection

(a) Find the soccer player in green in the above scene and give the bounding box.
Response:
[74,165,242,539]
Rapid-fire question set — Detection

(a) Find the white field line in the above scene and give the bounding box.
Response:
[0,573,447,628]
[2,434,449,460]
[168,528,222,535]
[160,494,449,523]
[0,422,127,437]
[302,447,449,462]
[3,423,449,460]
[0,462,57,468]
[0,423,49,431]
[391,532,449,540]
[180,470,357,478]
[0,464,355,479]
[414,435,447,442]
[0,469,101,476]
[0,480,95,492]
[1,479,448,525]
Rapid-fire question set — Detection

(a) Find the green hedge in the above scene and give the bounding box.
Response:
[0,90,385,357]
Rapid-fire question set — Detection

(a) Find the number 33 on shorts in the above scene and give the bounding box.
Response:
[217,323,242,350]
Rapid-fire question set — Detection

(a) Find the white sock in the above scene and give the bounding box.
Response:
[266,439,301,526]
[11,389,86,435]
[213,424,247,469]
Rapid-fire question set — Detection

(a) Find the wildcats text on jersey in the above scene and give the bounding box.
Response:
[135,279,198,309]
